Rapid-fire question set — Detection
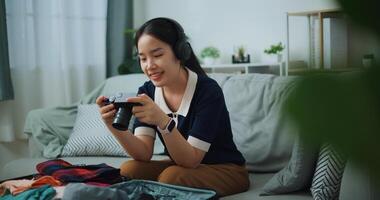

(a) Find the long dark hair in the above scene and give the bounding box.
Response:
[135,18,206,76]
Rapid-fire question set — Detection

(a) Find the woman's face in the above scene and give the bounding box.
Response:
[137,34,181,87]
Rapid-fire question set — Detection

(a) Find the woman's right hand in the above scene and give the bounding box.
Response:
[96,95,116,126]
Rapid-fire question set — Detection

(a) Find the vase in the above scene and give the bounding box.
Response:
[277,54,283,63]
[203,57,216,65]
[263,54,283,63]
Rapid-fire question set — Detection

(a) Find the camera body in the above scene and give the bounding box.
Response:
[104,92,142,131]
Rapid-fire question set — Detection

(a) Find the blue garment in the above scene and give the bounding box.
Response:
[133,69,245,165]
[0,185,55,200]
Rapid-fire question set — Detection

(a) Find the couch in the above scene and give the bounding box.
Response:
[1,73,378,200]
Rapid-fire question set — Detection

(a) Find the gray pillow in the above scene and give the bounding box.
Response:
[260,137,319,195]
[62,104,164,156]
[223,74,298,172]
[61,104,128,156]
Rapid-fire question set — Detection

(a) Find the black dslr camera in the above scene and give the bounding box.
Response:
[104,92,142,131]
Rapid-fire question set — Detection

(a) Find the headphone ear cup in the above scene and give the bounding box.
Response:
[175,41,191,62]
[137,57,141,68]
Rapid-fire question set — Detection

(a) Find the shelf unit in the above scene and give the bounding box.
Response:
[285,9,348,75]
[202,62,285,76]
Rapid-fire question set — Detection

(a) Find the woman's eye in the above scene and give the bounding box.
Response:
[154,54,163,58]
[140,58,146,62]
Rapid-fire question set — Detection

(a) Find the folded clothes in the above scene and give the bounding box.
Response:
[0,185,56,200]
[0,179,33,196]
[0,176,61,196]
[36,159,124,185]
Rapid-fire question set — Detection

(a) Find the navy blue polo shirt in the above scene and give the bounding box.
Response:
[133,69,245,165]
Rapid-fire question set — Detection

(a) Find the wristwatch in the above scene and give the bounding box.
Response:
[157,117,176,135]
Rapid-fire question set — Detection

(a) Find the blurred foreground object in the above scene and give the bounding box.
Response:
[285,66,380,180]
[284,0,380,182]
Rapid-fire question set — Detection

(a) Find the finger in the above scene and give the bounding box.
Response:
[100,104,115,114]
[127,97,147,106]
[134,112,145,119]
[132,106,144,114]
[102,110,116,119]
[137,93,152,101]
[127,96,143,103]
[135,116,148,124]
[96,96,107,106]
[100,104,114,113]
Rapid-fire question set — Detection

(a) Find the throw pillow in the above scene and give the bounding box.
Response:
[61,104,128,156]
[311,143,346,200]
[61,104,165,156]
[260,137,319,195]
[223,75,298,172]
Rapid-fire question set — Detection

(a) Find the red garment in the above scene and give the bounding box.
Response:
[36,159,123,185]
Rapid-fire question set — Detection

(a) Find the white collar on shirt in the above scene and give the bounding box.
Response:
[154,68,198,117]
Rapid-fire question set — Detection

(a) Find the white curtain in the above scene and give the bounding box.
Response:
[0,0,107,142]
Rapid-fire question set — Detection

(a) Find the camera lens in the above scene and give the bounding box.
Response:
[112,105,133,131]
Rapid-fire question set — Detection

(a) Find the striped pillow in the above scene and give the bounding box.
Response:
[311,143,346,200]
[61,104,128,156]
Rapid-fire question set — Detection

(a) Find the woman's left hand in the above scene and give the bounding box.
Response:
[128,94,169,128]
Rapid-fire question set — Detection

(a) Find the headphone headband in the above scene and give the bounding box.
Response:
[142,17,191,62]
[144,17,185,37]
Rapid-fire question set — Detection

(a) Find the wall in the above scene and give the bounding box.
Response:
[348,23,380,67]
[133,0,340,63]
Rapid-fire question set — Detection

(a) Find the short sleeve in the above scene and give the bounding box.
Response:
[133,82,156,139]
[187,83,226,152]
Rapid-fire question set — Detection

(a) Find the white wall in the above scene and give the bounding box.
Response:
[134,0,340,63]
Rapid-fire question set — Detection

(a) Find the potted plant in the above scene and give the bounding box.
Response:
[200,46,220,65]
[118,29,142,74]
[362,53,375,68]
[239,46,246,59]
[233,45,250,63]
[264,42,285,63]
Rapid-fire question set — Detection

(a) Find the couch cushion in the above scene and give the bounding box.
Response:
[260,137,319,195]
[208,73,232,87]
[222,74,298,172]
[223,173,312,200]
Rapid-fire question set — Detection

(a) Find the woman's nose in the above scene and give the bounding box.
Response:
[146,58,156,69]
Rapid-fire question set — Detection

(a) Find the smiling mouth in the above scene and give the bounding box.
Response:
[149,71,163,79]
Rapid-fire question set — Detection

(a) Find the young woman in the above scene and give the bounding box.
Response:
[96,17,249,196]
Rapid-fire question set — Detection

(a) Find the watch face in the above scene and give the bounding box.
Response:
[167,119,176,132]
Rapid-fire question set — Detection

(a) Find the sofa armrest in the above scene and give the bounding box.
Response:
[22,78,109,158]
[28,135,43,158]
[23,105,78,158]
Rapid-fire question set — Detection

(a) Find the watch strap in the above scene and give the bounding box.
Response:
[157,118,176,134]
